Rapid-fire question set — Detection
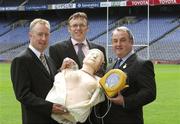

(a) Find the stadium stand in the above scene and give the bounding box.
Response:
[0,4,179,63]
[0,0,25,6]
[138,26,180,61]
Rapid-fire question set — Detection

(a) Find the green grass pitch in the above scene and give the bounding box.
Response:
[0,63,180,124]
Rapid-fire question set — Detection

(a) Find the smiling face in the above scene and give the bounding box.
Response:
[83,49,104,72]
[68,12,89,43]
[29,22,50,53]
[112,28,133,58]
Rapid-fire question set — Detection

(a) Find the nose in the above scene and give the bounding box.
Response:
[42,34,47,40]
[117,40,121,45]
[116,41,122,46]
[76,25,82,30]
[92,53,97,59]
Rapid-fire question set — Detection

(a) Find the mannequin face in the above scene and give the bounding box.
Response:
[83,49,104,71]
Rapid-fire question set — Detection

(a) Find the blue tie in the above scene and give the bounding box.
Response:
[114,59,122,69]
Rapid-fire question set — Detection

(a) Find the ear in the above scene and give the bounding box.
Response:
[130,39,134,44]
[29,32,32,38]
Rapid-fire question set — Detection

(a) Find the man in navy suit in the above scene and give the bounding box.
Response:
[101,26,156,124]
[49,12,107,77]
[11,18,68,124]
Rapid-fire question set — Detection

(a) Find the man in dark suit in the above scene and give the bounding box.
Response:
[49,12,107,124]
[49,12,107,77]
[11,18,68,124]
[102,26,156,124]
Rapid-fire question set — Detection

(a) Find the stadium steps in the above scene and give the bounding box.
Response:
[137,25,180,61]
[136,24,180,53]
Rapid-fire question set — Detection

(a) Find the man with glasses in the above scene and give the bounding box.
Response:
[49,12,107,77]
[49,12,107,124]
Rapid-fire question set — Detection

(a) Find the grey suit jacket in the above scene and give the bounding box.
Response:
[102,53,156,124]
[11,48,58,124]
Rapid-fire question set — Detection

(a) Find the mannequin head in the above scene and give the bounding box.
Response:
[83,49,104,73]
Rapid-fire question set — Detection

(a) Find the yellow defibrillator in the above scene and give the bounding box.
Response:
[99,69,129,97]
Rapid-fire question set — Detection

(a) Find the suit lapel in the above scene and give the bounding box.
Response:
[108,53,137,72]
[66,40,81,67]
[44,55,53,75]
[119,53,137,71]
[88,41,96,49]
[27,48,50,77]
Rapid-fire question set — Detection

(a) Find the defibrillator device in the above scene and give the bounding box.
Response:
[99,69,129,97]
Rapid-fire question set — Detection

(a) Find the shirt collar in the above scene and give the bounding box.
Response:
[71,38,88,46]
[29,44,42,58]
[118,50,134,62]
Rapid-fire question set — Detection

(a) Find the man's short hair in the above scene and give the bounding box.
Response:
[68,12,88,26]
[29,18,50,32]
[112,26,134,43]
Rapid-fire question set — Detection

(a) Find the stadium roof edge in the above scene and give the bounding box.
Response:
[0,0,179,12]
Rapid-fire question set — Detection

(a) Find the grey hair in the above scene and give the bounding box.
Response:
[29,18,50,32]
[112,26,134,43]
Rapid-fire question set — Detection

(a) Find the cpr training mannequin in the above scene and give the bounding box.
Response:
[46,49,105,124]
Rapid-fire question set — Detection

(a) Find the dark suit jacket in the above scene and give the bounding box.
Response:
[102,53,156,124]
[49,39,107,124]
[11,48,58,124]
[49,39,107,77]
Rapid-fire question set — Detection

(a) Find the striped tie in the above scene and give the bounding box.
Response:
[40,54,50,74]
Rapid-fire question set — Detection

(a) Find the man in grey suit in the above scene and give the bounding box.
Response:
[49,12,107,77]
[102,26,156,124]
[11,18,68,124]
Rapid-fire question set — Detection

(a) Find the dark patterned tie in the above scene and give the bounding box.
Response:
[77,43,85,66]
[40,54,50,74]
[114,59,122,69]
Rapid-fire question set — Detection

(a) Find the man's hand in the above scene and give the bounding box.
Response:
[60,57,78,71]
[108,92,125,106]
[52,103,68,115]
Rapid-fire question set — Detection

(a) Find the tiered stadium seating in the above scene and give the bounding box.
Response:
[0,26,28,52]
[0,13,179,61]
[138,26,180,61]
[0,0,24,6]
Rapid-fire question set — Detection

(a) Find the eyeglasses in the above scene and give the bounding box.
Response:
[70,24,87,28]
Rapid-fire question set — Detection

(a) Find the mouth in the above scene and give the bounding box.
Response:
[39,41,47,45]
[115,47,123,51]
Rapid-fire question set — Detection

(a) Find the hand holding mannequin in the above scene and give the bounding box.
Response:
[60,57,78,71]
[46,49,105,124]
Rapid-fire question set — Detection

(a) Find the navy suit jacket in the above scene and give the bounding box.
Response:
[11,48,58,124]
[102,53,156,124]
[49,39,107,77]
